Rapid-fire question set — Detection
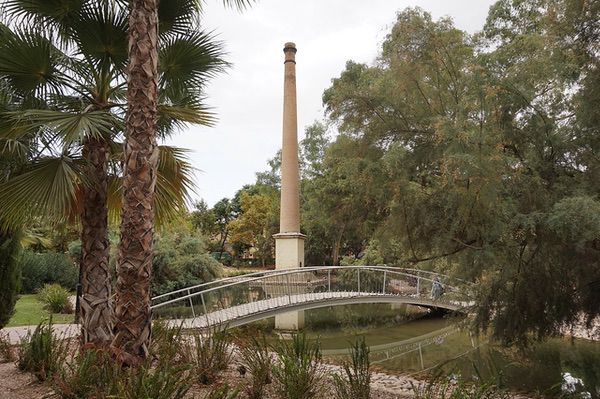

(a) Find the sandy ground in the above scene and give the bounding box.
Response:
[0,362,52,399]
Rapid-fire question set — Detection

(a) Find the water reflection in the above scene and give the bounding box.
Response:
[242,304,600,398]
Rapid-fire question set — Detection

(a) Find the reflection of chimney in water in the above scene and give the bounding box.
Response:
[279,42,300,234]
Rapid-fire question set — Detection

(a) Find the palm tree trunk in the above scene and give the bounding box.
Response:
[113,0,159,363]
[80,138,113,346]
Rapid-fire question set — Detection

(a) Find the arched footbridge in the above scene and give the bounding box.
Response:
[151,266,472,330]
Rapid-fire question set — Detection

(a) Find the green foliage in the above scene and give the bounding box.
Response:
[150,320,187,365]
[184,326,232,385]
[152,227,223,296]
[0,228,22,328]
[20,250,78,293]
[52,346,194,399]
[302,133,388,265]
[312,3,600,345]
[272,333,324,399]
[37,283,73,314]
[204,384,241,399]
[332,337,371,399]
[52,348,116,399]
[17,319,67,381]
[52,322,194,399]
[112,362,192,399]
[229,186,279,267]
[0,0,228,229]
[238,334,272,399]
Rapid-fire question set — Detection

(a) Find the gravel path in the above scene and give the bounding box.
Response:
[2,323,79,345]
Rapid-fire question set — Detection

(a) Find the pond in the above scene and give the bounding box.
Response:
[237,304,600,398]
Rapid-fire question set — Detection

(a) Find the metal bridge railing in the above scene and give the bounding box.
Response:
[151,266,472,326]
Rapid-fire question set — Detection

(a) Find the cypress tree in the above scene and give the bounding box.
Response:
[0,227,21,329]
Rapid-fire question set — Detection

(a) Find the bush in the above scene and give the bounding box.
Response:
[20,250,78,293]
[17,319,67,381]
[238,334,272,399]
[272,333,324,399]
[52,345,194,399]
[0,228,21,328]
[204,384,240,399]
[113,362,192,399]
[152,230,223,296]
[0,333,16,363]
[37,284,73,314]
[150,320,186,365]
[184,326,232,385]
[52,348,114,399]
[332,337,371,399]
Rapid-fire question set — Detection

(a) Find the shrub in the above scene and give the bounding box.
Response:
[150,320,186,364]
[184,326,232,385]
[152,230,223,296]
[0,333,16,363]
[17,319,67,381]
[37,284,73,314]
[0,228,22,328]
[411,377,510,399]
[53,345,193,399]
[204,384,240,399]
[332,337,371,399]
[238,334,272,399]
[272,333,324,399]
[20,250,78,293]
[113,362,192,399]
[52,348,114,399]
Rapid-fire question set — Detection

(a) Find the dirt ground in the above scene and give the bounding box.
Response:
[0,358,411,399]
[0,362,53,399]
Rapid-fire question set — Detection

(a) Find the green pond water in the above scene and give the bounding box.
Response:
[239,304,600,398]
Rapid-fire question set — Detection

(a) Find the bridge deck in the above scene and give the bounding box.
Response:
[163,291,464,330]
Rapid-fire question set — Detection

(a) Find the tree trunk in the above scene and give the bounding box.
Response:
[80,138,113,346]
[218,230,228,261]
[113,0,159,363]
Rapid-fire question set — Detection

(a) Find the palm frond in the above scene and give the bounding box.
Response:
[0,28,66,96]
[20,228,52,248]
[106,145,196,227]
[0,138,30,160]
[158,0,202,37]
[72,3,128,71]
[0,155,84,228]
[8,109,121,145]
[221,0,256,11]
[2,0,86,45]
[159,30,228,100]
[155,145,197,226]
[157,96,216,137]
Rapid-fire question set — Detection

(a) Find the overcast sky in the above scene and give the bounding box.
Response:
[167,0,498,206]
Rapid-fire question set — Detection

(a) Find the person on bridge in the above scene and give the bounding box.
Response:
[431,277,444,300]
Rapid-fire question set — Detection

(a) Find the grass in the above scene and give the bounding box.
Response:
[7,295,74,327]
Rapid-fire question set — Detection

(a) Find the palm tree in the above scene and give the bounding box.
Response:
[115,0,255,362]
[0,0,226,347]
